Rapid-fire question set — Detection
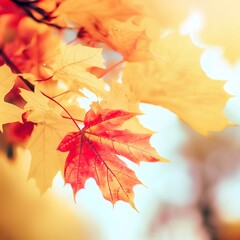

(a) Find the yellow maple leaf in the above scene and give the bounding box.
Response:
[100,81,138,112]
[99,17,152,61]
[48,44,107,97]
[20,88,76,191]
[53,0,145,60]
[20,88,61,124]
[123,33,230,135]
[27,122,75,192]
[53,0,192,61]
[0,103,24,132]
[100,81,153,134]
[0,65,23,132]
[0,65,16,95]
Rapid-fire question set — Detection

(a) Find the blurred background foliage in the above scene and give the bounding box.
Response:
[1,1,240,240]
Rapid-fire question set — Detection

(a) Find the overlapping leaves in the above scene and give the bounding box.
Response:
[0,0,233,208]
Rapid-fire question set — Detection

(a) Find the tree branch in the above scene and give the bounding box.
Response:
[0,48,35,91]
[0,49,81,131]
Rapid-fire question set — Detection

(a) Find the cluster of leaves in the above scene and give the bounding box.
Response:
[0,0,231,207]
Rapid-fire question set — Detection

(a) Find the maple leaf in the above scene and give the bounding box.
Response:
[48,44,107,96]
[0,65,16,97]
[53,0,191,61]
[20,88,76,191]
[123,33,230,135]
[57,106,166,207]
[100,81,153,134]
[19,88,60,124]
[0,65,24,132]
[27,122,75,192]
[75,17,153,61]
[54,0,147,60]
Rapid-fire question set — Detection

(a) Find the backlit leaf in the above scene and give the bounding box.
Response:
[0,65,23,132]
[48,44,107,96]
[123,33,230,135]
[58,105,166,206]
[27,121,74,192]
[20,88,76,191]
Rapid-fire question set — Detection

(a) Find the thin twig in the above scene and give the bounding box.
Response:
[0,49,81,131]
[42,92,81,130]
[97,59,125,78]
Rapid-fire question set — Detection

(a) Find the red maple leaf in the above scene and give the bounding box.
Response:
[57,106,165,207]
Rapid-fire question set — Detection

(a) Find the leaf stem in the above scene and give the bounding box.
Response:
[41,92,81,131]
[62,115,84,123]
[52,91,70,98]
[97,59,125,78]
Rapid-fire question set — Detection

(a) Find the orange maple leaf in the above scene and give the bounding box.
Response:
[57,106,166,207]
